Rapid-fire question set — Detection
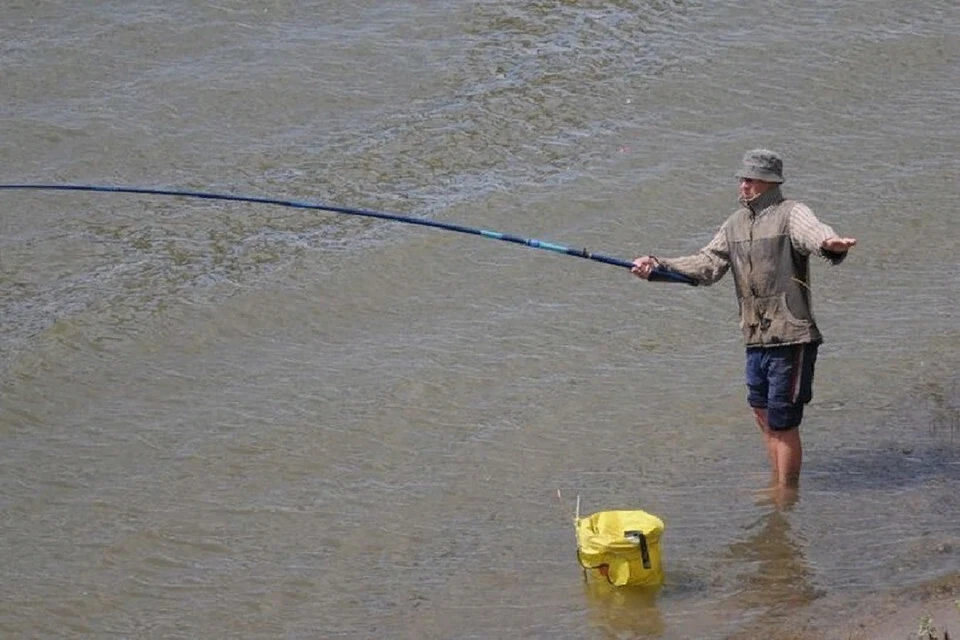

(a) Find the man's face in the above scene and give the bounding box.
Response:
[739,177,775,202]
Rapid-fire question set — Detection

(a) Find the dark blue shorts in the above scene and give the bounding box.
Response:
[745,343,818,431]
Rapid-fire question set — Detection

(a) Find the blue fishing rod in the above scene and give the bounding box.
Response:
[0,183,695,285]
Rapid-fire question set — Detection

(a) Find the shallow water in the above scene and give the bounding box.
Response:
[2,1,959,638]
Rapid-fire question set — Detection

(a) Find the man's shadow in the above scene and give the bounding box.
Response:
[805,441,960,491]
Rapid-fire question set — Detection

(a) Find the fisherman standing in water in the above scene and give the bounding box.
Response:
[632,149,857,500]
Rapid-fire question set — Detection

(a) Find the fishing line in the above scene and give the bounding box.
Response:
[0,183,695,285]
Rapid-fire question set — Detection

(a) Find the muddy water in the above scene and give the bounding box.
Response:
[2,1,958,637]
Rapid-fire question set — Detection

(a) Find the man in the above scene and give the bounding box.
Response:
[631,149,856,494]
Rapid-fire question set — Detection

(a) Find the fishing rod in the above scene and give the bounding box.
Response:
[0,183,696,285]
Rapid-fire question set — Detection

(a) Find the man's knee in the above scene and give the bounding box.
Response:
[752,407,768,431]
[769,425,801,444]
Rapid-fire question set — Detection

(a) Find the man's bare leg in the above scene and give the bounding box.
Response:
[770,426,802,489]
[752,408,779,485]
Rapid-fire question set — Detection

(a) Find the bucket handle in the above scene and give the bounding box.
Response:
[624,530,651,569]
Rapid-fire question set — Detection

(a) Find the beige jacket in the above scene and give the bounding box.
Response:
[659,187,845,347]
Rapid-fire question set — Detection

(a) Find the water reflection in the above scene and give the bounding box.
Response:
[583,579,665,639]
[725,497,821,634]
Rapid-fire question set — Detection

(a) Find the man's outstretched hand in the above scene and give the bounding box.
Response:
[822,237,857,253]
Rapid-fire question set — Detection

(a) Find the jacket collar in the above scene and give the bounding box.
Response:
[741,185,785,216]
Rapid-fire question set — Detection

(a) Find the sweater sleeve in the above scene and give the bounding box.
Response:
[657,223,730,286]
[788,202,846,265]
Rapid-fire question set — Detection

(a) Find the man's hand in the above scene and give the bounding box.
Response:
[631,256,660,280]
[822,237,857,253]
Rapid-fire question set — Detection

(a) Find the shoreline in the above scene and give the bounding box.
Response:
[837,573,960,640]
[748,572,960,640]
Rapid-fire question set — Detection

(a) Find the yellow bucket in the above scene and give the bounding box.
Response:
[575,509,665,587]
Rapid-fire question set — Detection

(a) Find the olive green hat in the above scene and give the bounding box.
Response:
[734,148,785,183]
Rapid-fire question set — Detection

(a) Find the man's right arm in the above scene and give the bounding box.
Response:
[634,224,731,286]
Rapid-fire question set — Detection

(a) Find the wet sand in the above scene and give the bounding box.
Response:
[732,572,960,640]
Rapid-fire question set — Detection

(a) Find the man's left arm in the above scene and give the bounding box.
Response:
[788,203,857,265]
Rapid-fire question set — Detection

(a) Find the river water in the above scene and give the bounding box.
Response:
[2,1,959,638]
